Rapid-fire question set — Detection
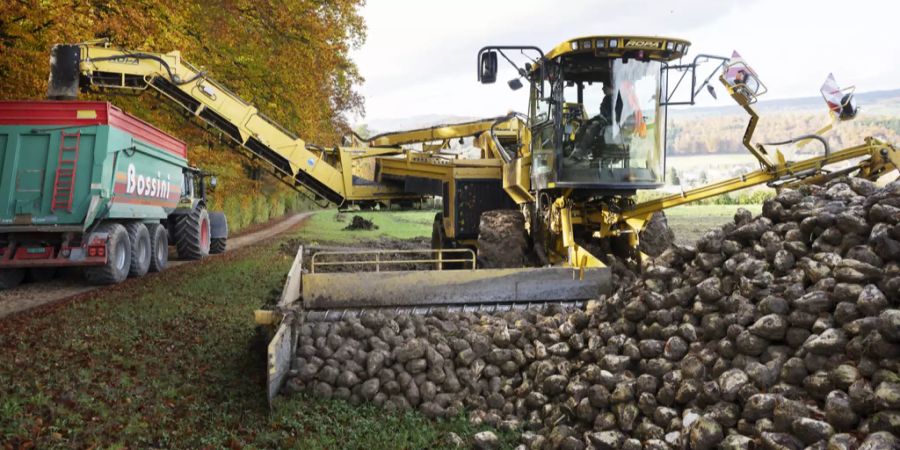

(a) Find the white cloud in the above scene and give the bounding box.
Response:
[352,0,899,126]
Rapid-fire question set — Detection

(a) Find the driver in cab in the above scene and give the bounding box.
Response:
[570,83,623,164]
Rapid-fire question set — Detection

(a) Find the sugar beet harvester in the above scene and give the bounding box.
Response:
[0,101,228,288]
[43,37,899,318]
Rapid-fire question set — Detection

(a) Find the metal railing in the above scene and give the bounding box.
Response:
[310,248,476,273]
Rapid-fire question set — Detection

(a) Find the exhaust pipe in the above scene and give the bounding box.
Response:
[47,44,81,100]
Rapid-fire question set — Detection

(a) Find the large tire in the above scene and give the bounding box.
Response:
[27,267,58,283]
[175,205,210,260]
[477,210,529,268]
[147,223,168,272]
[124,222,151,278]
[84,222,131,285]
[0,269,26,290]
[210,237,226,254]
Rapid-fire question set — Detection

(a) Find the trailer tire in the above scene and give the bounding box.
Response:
[27,267,58,283]
[0,269,26,290]
[477,210,529,269]
[84,222,131,285]
[175,205,210,260]
[147,223,168,272]
[124,222,151,278]
[210,238,227,254]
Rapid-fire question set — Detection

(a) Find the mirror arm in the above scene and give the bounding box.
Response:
[477,45,544,80]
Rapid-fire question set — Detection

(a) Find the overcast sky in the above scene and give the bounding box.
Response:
[350,0,899,127]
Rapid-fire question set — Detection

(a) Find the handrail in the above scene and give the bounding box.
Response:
[310,248,476,273]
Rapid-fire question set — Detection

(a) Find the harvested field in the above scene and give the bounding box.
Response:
[284,178,900,449]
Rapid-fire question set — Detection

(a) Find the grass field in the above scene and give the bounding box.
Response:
[307,204,758,247]
[0,222,512,449]
[300,210,435,245]
[665,204,761,245]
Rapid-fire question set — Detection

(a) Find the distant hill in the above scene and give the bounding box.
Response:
[359,114,481,137]
[670,88,900,118]
[358,89,900,136]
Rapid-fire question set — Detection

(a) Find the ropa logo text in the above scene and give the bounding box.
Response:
[112,57,140,65]
[126,164,172,199]
[625,40,660,49]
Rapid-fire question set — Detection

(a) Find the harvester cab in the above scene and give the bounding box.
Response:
[479,36,696,193]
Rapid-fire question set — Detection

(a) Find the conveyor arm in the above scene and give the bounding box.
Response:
[49,41,356,204]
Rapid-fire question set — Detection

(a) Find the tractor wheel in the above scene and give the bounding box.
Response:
[84,222,131,285]
[210,237,227,254]
[147,223,168,273]
[27,267,58,282]
[124,222,151,278]
[0,269,26,290]
[175,205,210,260]
[477,210,529,268]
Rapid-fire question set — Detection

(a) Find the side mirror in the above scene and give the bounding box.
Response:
[508,78,523,90]
[209,176,218,190]
[479,51,498,84]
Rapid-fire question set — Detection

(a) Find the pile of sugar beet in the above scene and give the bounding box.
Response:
[283,177,900,450]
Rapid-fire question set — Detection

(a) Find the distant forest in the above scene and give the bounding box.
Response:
[667,112,900,156]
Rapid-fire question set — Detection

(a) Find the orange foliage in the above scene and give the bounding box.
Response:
[0,0,366,228]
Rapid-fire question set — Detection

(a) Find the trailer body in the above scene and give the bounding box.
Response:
[0,101,188,271]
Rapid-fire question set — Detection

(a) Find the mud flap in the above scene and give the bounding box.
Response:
[302,266,612,311]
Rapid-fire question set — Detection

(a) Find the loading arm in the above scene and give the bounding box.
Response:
[48,40,411,205]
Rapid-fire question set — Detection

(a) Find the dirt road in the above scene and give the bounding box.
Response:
[0,212,313,319]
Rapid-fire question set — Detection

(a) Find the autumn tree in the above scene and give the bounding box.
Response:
[0,0,366,229]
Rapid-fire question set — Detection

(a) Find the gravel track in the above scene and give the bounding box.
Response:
[0,212,313,319]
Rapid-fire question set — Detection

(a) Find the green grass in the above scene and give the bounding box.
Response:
[302,205,760,248]
[665,204,762,245]
[299,209,436,245]
[0,228,512,449]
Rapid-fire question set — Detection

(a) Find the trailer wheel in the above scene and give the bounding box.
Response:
[210,238,227,254]
[27,267,58,283]
[124,222,151,278]
[84,222,131,285]
[147,223,168,272]
[0,269,26,290]
[477,210,529,269]
[175,205,210,260]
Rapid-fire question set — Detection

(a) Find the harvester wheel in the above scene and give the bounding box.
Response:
[175,205,210,260]
[477,210,529,268]
[147,223,168,273]
[210,237,227,254]
[84,222,131,285]
[124,222,151,278]
[0,269,26,290]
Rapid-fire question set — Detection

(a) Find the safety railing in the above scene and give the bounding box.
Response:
[310,248,476,273]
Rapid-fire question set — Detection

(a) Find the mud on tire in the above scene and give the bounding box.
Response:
[84,222,131,285]
[175,205,210,260]
[147,223,168,272]
[477,210,529,268]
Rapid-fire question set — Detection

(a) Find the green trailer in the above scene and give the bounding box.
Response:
[0,101,227,288]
